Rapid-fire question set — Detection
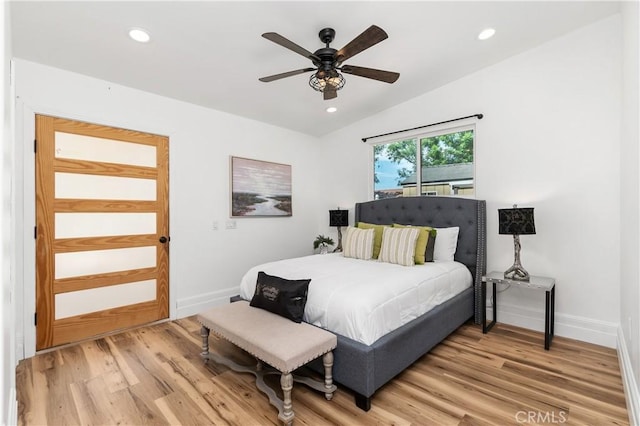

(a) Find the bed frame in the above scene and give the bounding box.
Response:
[307,196,486,411]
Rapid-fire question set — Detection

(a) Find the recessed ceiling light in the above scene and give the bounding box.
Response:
[129,28,150,43]
[478,28,496,41]
[326,107,337,113]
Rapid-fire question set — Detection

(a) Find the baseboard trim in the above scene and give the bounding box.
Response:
[487,302,618,348]
[175,286,239,318]
[6,386,17,426]
[15,332,24,362]
[617,327,639,426]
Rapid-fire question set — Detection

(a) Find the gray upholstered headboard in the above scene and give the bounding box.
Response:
[354,196,487,324]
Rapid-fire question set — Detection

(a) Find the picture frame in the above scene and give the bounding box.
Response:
[230,156,292,217]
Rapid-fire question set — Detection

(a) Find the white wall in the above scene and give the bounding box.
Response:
[319,16,623,348]
[1,0,17,423]
[619,1,640,423]
[12,59,323,358]
[6,9,637,422]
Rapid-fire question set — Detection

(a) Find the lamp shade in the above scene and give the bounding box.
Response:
[498,207,535,235]
[329,209,349,227]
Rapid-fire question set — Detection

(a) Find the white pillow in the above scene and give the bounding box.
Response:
[433,227,459,261]
[343,227,374,260]
[378,227,420,266]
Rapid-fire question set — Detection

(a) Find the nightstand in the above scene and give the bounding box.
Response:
[482,271,556,350]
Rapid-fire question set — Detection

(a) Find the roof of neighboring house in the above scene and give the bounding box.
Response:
[401,163,473,185]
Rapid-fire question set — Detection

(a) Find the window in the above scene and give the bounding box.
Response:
[372,126,474,199]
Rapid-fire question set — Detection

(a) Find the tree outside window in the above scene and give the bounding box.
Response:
[373,129,474,199]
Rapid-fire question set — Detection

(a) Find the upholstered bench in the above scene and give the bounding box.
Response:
[197,301,337,425]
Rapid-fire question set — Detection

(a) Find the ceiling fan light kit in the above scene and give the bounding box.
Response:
[309,71,345,92]
[259,25,399,100]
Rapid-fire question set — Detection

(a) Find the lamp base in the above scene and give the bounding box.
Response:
[504,234,530,281]
[332,226,343,253]
[504,265,530,281]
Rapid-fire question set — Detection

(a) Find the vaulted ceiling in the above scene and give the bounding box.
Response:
[10,1,620,136]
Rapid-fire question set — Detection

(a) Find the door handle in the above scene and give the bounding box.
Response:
[159,236,169,244]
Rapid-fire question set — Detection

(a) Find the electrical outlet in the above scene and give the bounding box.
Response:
[226,220,237,229]
[212,221,218,230]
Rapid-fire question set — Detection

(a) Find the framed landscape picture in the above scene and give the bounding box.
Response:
[230,156,292,217]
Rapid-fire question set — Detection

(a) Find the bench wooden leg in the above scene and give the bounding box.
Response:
[279,373,294,426]
[200,326,210,361]
[322,351,336,400]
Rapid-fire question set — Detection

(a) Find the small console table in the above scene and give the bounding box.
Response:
[482,271,556,350]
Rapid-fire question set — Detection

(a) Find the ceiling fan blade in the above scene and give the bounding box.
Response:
[324,88,338,100]
[262,32,321,63]
[335,25,388,64]
[259,68,316,82]
[341,65,400,83]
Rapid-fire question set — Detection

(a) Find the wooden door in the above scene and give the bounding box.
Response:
[35,115,169,350]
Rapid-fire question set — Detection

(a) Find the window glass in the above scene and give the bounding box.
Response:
[373,140,417,199]
[373,128,474,199]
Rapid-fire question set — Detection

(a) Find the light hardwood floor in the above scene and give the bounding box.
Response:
[16,317,629,425]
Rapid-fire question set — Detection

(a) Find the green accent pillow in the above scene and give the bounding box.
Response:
[356,222,389,259]
[393,224,437,264]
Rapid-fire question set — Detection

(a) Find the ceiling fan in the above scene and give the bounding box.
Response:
[258,25,400,100]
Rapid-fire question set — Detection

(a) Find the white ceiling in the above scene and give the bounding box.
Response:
[10,1,620,137]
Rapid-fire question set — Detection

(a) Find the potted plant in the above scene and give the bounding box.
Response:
[313,235,334,254]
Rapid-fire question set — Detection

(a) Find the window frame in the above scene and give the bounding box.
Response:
[367,122,476,200]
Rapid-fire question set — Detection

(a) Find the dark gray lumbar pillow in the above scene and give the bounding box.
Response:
[250,271,310,323]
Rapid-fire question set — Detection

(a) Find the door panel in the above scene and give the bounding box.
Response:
[55,279,157,319]
[55,173,157,200]
[54,131,157,167]
[55,212,157,238]
[35,115,169,350]
[54,246,157,279]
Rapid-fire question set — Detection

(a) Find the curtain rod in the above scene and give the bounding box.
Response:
[361,113,484,143]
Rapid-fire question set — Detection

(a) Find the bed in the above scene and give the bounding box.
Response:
[238,196,486,410]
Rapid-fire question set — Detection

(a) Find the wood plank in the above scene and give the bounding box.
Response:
[54,157,157,179]
[35,115,56,350]
[50,116,164,146]
[16,320,630,426]
[54,267,157,294]
[54,198,157,212]
[53,234,157,252]
[52,301,162,347]
[157,355,241,424]
[15,358,48,426]
[154,135,170,319]
[79,338,129,393]
[103,335,140,387]
[153,391,212,425]
[70,375,165,425]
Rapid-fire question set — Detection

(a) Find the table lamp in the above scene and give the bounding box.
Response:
[499,205,536,281]
[329,209,349,252]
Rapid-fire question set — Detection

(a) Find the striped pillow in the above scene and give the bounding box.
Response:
[343,227,374,260]
[393,224,437,264]
[356,222,389,259]
[378,227,420,266]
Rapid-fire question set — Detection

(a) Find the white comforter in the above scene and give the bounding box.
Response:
[239,253,472,345]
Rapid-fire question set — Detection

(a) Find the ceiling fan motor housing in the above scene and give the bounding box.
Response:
[313,47,338,71]
[313,28,338,70]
